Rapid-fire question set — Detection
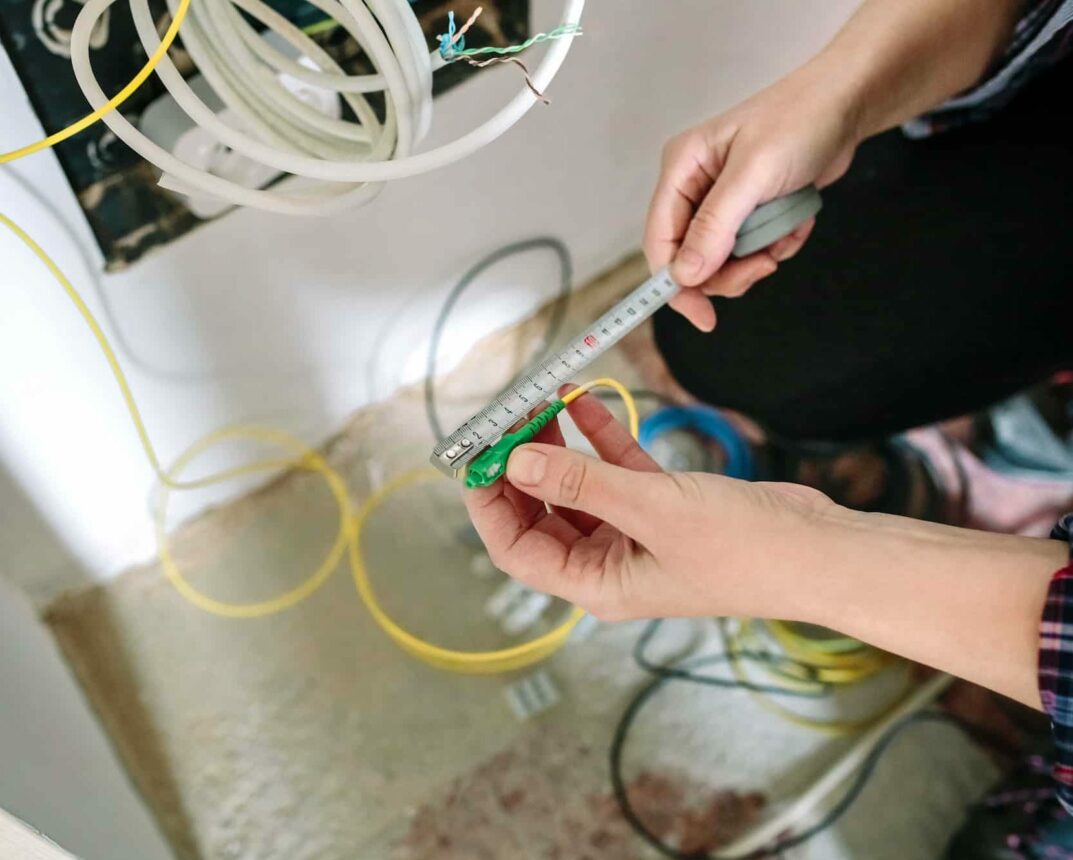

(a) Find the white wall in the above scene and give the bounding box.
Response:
[0,575,172,859]
[1,0,859,591]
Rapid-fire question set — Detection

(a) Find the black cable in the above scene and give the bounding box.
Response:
[424,238,572,441]
[610,659,968,860]
[632,619,829,697]
[621,621,1026,858]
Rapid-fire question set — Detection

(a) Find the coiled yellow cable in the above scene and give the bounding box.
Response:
[1,210,642,673]
[349,378,637,674]
[0,0,191,164]
[728,618,909,736]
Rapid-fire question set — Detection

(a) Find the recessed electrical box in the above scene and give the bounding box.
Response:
[0,0,529,270]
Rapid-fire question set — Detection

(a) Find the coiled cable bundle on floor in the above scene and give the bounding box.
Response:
[63,0,583,214]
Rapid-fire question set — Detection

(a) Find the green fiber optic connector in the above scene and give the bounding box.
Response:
[464,400,566,489]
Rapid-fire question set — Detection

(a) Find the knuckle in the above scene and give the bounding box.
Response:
[661,135,684,164]
[663,471,707,507]
[679,169,712,205]
[570,539,609,582]
[731,129,774,161]
[486,546,509,573]
[556,458,589,506]
[689,205,726,239]
[662,129,699,165]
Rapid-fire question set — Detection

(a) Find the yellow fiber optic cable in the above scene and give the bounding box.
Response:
[0,0,190,164]
[564,377,639,436]
[351,470,586,674]
[727,619,910,736]
[349,377,638,674]
[1,209,641,673]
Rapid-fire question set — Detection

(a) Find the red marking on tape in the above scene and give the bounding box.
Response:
[583,334,598,349]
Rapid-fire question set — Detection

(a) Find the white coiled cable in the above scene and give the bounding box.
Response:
[68,0,583,215]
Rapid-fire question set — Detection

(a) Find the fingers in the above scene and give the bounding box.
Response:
[468,499,639,608]
[768,216,815,263]
[644,129,781,328]
[463,482,579,595]
[465,473,629,603]
[560,387,662,474]
[549,388,662,534]
[688,217,815,299]
[504,443,652,537]
[464,391,664,606]
[502,412,567,526]
[667,289,717,332]
[644,132,722,332]
[532,412,565,446]
[696,254,778,299]
[643,132,718,271]
[671,148,766,288]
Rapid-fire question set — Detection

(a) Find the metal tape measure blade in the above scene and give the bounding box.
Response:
[432,187,822,478]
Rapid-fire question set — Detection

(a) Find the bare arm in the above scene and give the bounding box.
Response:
[465,394,1068,709]
[801,505,1066,708]
[649,0,1026,329]
[826,0,1026,139]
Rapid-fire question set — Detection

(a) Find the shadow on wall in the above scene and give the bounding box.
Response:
[0,463,85,605]
[0,536,173,860]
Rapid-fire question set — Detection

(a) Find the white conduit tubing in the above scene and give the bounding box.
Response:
[68,0,584,215]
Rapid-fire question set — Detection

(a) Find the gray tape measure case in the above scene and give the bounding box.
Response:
[732,185,822,258]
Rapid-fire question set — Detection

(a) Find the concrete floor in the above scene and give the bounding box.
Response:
[44,258,1001,860]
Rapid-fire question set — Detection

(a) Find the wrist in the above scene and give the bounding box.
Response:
[797,509,1067,706]
[798,46,872,147]
[806,0,1025,143]
[805,509,1067,626]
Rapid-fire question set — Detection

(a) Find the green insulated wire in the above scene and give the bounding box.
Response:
[464,400,565,489]
[445,24,582,59]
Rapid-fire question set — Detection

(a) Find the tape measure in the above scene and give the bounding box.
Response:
[431,185,822,478]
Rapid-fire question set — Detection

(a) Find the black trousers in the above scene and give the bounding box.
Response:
[654,60,1073,445]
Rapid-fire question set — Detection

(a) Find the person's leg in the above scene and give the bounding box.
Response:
[653,58,1073,445]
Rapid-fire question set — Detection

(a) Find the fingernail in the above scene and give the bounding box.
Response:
[674,247,704,280]
[507,448,547,486]
[771,244,794,262]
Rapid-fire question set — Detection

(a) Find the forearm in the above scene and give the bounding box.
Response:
[796,508,1067,708]
[805,0,1025,141]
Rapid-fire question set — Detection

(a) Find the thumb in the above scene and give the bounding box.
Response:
[672,150,767,288]
[506,444,649,534]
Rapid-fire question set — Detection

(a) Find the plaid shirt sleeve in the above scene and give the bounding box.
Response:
[904,0,1073,138]
[1039,513,1073,814]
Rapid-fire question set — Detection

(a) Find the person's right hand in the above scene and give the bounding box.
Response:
[463,387,841,623]
[645,63,862,331]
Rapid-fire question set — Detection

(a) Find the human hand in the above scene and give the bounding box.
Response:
[645,62,861,330]
[463,388,841,622]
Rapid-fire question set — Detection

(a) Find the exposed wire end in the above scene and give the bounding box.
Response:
[456,54,550,103]
[464,400,565,488]
[438,7,484,58]
[439,13,580,61]
[452,23,582,58]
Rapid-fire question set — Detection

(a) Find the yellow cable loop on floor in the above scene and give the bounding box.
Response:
[1,210,643,673]
[0,0,191,163]
[727,618,910,736]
